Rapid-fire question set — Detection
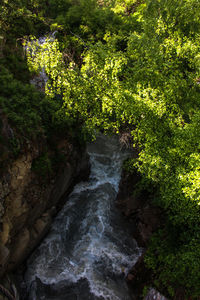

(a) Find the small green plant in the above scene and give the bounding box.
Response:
[142,286,150,298]
[9,137,21,158]
[31,153,52,179]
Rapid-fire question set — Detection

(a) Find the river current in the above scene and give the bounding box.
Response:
[24,135,142,300]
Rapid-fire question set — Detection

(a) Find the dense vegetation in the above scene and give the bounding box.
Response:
[1,0,200,298]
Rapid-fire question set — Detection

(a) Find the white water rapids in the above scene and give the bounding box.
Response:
[25,135,142,299]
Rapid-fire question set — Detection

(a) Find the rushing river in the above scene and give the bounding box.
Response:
[24,135,142,300]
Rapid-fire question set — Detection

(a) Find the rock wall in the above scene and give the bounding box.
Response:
[0,139,90,278]
[117,169,166,299]
[117,169,162,247]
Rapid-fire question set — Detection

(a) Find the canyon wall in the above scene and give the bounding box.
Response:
[0,133,90,278]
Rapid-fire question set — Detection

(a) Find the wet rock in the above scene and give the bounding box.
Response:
[9,228,30,269]
[0,182,10,200]
[0,203,4,220]
[49,162,73,206]
[136,205,161,246]
[126,252,150,289]
[34,214,51,234]
[117,169,162,247]
[0,181,10,219]
[126,255,168,300]
[28,213,52,251]
[0,275,19,300]
[29,277,103,300]
[117,169,164,298]
[117,170,144,216]
[144,288,168,300]
[127,273,135,281]
[0,244,9,275]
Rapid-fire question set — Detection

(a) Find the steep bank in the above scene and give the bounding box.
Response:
[0,128,90,280]
[117,168,165,299]
[117,169,162,248]
[0,31,91,298]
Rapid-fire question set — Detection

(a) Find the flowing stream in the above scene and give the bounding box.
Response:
[24,135,142,299]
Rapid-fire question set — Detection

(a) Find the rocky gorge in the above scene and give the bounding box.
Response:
[0,112,90,299]
[0,127,167,300]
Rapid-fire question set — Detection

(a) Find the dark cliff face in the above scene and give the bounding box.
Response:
[116,168,162,247]
[116,169,165,299]
[0,128,90,278]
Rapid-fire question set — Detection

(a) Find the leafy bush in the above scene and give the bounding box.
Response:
[31,152,52,179]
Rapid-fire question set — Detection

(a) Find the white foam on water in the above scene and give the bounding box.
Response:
[25,134,142,299]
